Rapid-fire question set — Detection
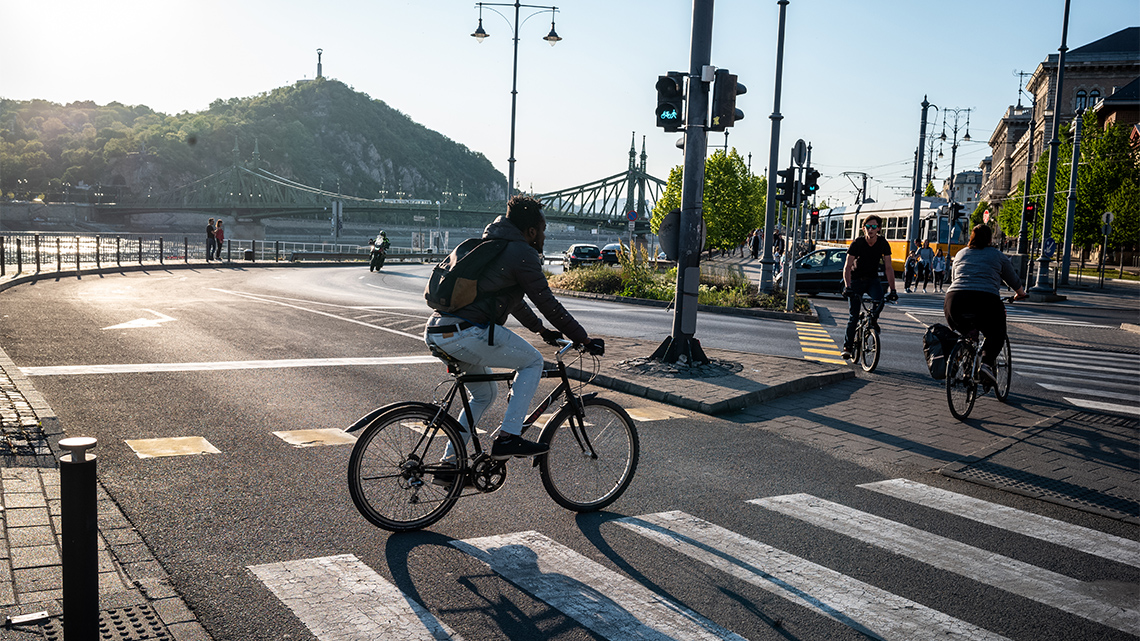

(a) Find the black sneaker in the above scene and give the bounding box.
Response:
[491,433,549,460]
[841,347,853,360]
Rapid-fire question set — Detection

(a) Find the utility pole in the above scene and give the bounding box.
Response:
[909,97,935,253]
[758,0,791,294]
[650,0,714,365]
[1031,0,1071,294]
[1061,108,1084,285]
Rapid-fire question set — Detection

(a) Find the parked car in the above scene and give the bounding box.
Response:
[563,243,602,268]
[777,247,889,296]
[601,243,622,264]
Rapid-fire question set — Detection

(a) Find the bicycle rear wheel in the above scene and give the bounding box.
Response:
[946,343,977,420]
[993,337,1012,402]
[538,397,639,512]
[859,324,880,372]
[347,406,465,532]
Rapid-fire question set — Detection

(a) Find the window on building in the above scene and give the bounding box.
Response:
[1076,90,1088,111]
[1090,89,1100,107]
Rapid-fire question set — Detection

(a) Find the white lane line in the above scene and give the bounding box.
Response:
[249,554,463,641]
[452,530,749,641]
[1064,397,1140,416]
[1019,370,1139,385]
[901,309,1111,327]
[1016,361,1138,375]
[859,479,1140,568]
[211,288,423,339]
[1014,346,1139,360]
[21,356,439,376]
[750,494,1140,635]
[1037,383,1138,401]
[617,511,1009,641]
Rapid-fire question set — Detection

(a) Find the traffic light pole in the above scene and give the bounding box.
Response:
[909,97,934,253]
[1031,0,1071,294]
[758,0,790,294]
[650,0,713,366]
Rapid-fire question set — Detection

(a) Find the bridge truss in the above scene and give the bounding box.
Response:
[536,135,666,227]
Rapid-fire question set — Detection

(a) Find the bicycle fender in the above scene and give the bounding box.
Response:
[344,401,438,433]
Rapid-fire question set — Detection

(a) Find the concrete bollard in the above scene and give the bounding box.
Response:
[59,436,99,640]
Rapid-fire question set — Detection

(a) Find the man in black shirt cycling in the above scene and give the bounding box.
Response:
[841,214,898,360]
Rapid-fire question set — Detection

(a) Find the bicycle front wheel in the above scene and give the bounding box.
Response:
[993,337,1012,402]
[347,406,465,532]
[538,397,639,512]
[946,343,977,420]
[859,325,880,372]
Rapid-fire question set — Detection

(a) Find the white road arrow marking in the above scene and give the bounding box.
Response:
[102,309,177,330]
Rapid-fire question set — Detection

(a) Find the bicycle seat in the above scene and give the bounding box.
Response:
[428,345,464,376]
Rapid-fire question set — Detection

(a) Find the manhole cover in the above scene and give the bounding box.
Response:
[42,604,171,640]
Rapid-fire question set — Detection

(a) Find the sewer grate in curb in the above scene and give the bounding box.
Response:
[41,604,171,640]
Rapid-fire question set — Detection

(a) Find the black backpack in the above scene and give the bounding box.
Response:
[424,238,510,314]
[923,323,959,380]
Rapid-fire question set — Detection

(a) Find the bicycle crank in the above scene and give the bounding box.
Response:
[470,454,507,493]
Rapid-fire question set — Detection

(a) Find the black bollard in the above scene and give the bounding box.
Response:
[59,437,99,640]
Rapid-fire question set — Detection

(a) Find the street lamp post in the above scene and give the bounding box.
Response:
[941,107,972,252]
[472,2,562,201]
[1032,0,1072,294]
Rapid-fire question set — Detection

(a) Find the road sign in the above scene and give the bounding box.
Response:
[1103,211,1114,224]
[1043,237,1056,259]
[413,216,426,222]
[628,220,636,233]
[1103,223,1112,236]
[792,139,807,167]
[627,210,638,221]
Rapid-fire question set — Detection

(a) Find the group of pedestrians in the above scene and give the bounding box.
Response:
[903,240,947,293]
[205,218,225,262]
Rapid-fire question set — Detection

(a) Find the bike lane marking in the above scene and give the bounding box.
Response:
[210,288,423,340]
[453,530,749,641]
[20,356,438,377]
[617,510,1009,641]
[859,479,1140,567]
[249,554,464,641]
[750,494,1140,635]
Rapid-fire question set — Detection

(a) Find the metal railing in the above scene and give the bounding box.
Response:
[0,233,383,277]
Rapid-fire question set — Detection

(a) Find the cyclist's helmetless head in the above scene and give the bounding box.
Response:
[508,195,547,253]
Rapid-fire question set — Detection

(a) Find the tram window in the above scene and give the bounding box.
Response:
[844,219,854,240]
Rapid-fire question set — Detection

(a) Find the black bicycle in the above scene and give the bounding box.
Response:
[945,298,1015,420]
[345,339,639,532]
[847,294,893,372]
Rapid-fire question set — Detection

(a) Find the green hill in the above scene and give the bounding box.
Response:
[0,78,506,204]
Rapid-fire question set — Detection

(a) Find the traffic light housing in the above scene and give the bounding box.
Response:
[1023,201,1036,223]
[655,72,686,132]
[950,202,966,224]
[810,209,820,226]
[775,168,795,205]
[803,167,820,195]
[710,69,746,132]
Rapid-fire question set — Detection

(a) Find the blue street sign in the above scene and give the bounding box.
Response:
[627,211,638,221]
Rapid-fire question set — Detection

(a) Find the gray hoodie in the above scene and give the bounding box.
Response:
[947,246,1022,296]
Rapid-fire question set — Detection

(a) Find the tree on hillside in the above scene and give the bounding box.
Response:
[651,149,766,252]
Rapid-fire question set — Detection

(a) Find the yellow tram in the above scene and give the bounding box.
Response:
[813,196,970,274]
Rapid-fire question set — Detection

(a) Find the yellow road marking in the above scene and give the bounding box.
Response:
[802,347,842,356]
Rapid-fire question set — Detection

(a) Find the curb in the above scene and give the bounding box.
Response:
[551,288,819,324]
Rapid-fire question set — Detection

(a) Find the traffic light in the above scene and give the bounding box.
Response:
[655,72,686,132]
[1023,201,1036,223]
[950,202,966,224]
[709,69,746,132]
[810,209,820,226]
[803,167,820,195]
[774,168,795,205]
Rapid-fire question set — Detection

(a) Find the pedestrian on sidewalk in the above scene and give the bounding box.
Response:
[205,218,216,262]
[750,230,760,259]
[918,240,935,292]
[214,220,225,260]
[903,252,918,293]
[932,248,946,292]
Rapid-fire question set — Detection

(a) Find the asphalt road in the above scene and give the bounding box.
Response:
[0,265,1135,640]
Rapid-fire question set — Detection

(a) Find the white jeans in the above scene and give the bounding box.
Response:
[424,323,544,446]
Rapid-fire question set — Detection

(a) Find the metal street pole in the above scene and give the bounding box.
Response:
[1017,102,1036,255]
[909,97,934,251]
[759,0,790,294]
[650,0,714,365]
[1061,108,1084,285]
[1032,0,1071,293]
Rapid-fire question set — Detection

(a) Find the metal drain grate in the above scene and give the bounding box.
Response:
[953,461,1140,518]
[42,604,171,640]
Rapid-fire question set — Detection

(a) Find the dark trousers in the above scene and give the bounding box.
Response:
[944,290,1007,367]
[844,277,884,349]
[206,237,216,259]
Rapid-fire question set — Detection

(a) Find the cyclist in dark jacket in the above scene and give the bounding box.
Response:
[424,196,601,460]
[944,224,1028,385]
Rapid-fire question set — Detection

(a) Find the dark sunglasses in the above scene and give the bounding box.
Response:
[864,224,879,229]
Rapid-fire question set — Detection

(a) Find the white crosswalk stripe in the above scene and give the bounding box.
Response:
[616,511,1010,641]
[249,479,1137,640]
[896,301,1113,327]
[452,530,748,641]
[750,493,1140,635]
[1013,345,1140,415]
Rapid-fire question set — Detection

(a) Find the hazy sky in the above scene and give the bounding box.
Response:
[1,0,1134,206]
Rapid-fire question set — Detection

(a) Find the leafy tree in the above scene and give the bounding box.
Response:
[651,148,766,251]
[924,181,937,197]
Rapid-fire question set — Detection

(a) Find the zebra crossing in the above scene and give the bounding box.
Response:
[1013,344,1140,416]
[895,298,1114,328]
[250,479,1140,640]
